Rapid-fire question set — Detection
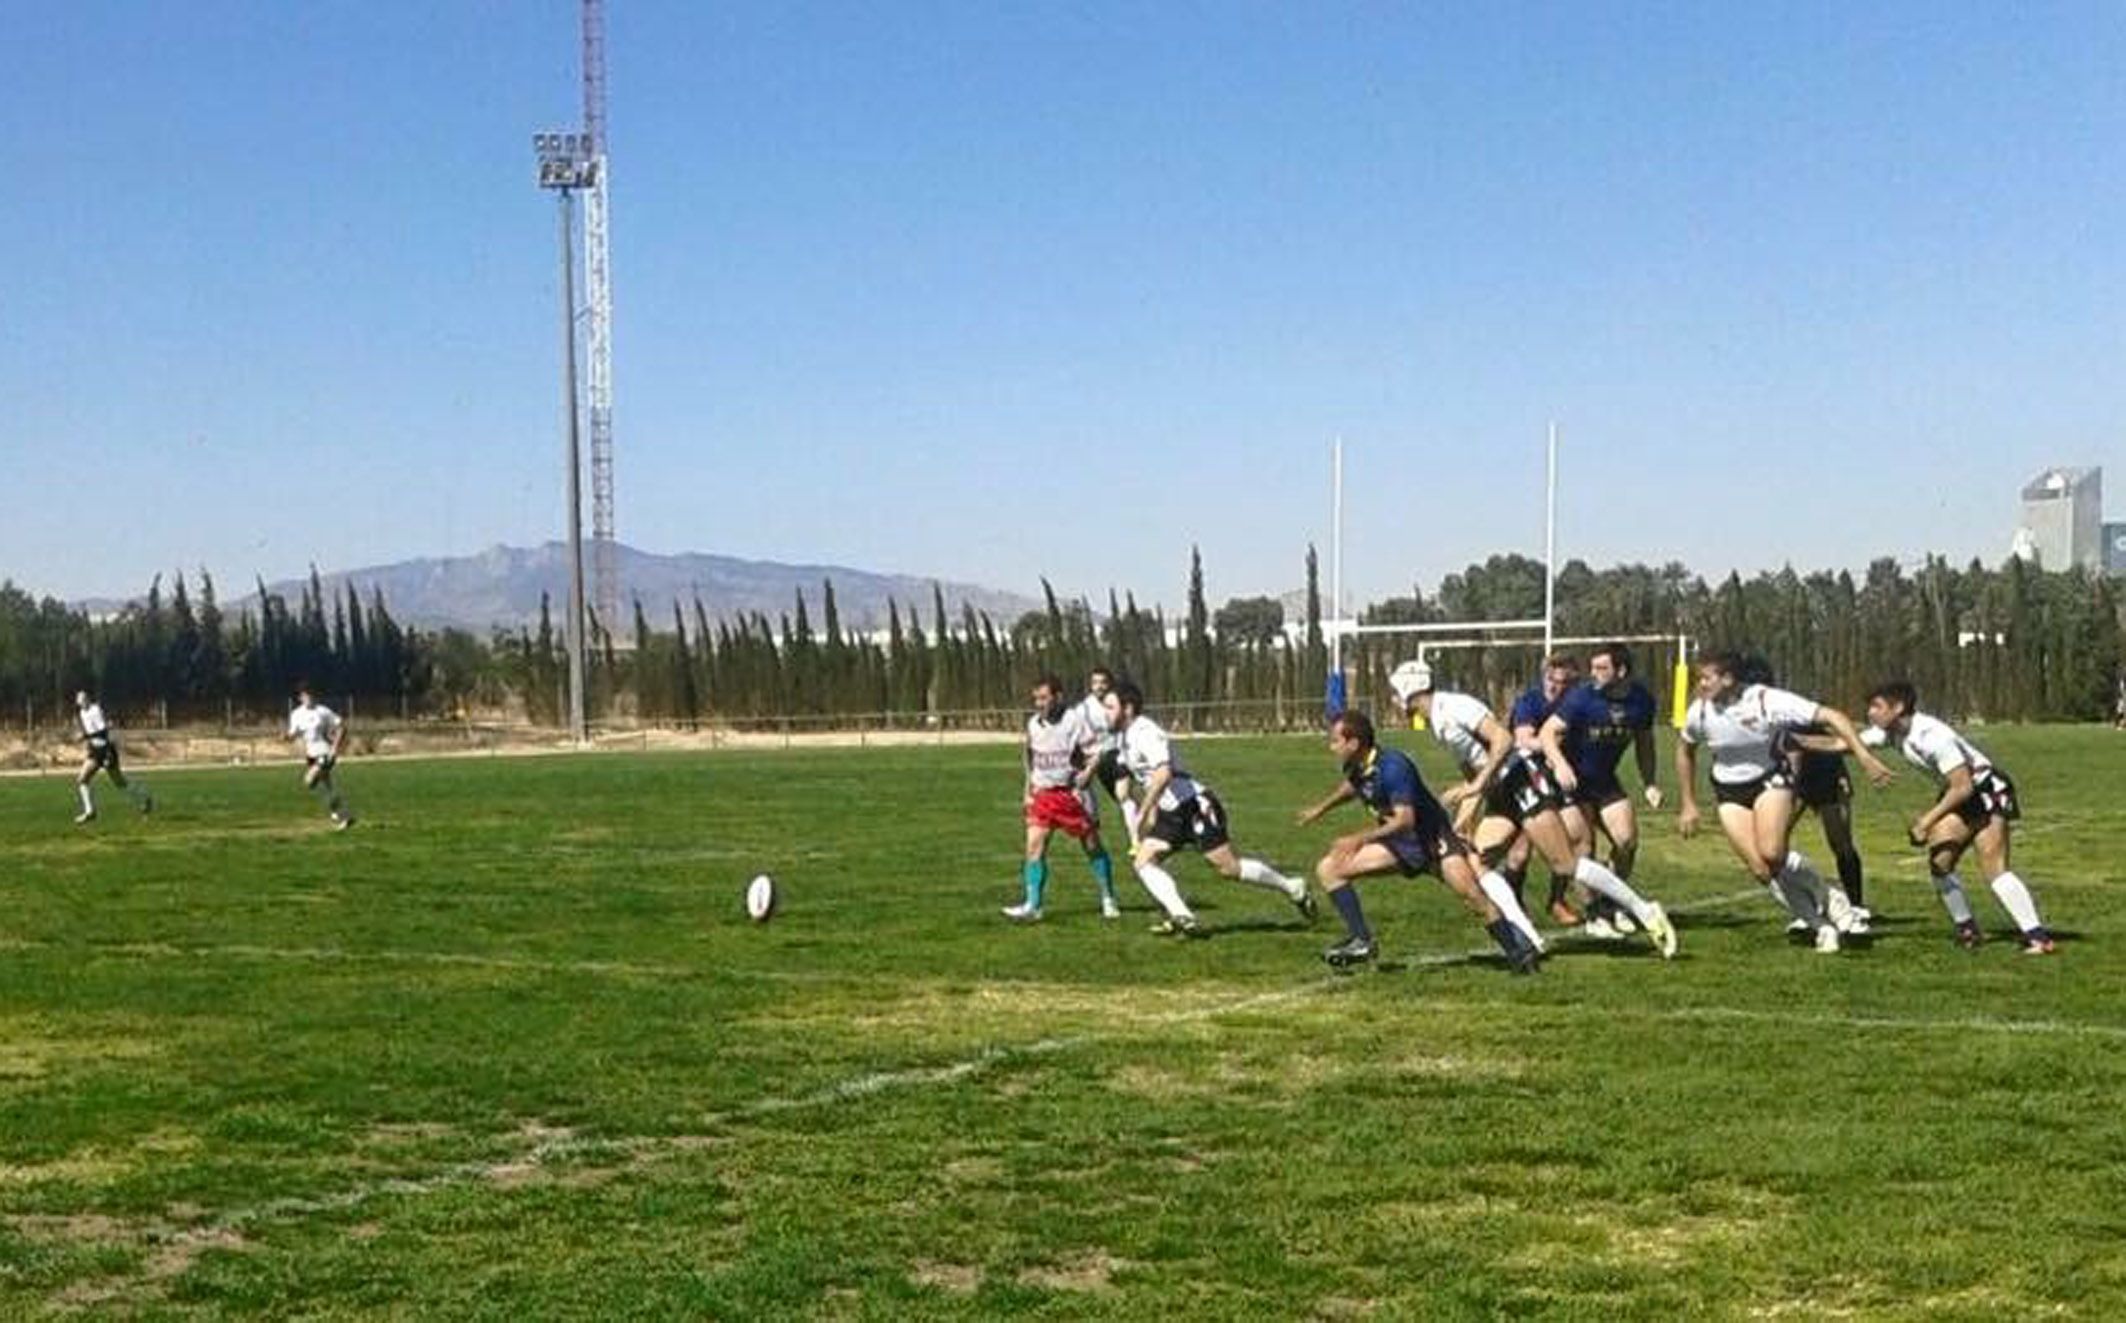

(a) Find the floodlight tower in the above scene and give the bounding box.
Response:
[534,131,596,743]
[580,0,618,635]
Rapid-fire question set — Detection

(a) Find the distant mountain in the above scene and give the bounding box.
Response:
[81,544,1043,636]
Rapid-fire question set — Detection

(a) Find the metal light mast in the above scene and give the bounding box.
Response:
[580,0,618,635]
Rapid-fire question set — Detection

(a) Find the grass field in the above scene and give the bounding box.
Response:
[2,725,2123,1318]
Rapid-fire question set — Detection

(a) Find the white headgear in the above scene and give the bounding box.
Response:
[1387,659,1434,705]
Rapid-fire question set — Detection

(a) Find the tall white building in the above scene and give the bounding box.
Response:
[2012,467,2103,571]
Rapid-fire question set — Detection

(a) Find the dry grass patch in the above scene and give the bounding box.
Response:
[909,1260,982,1294]
[1017,1251,1128,1293]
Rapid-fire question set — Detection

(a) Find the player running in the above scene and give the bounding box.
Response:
[1101,680,1314,937]
[286,684,357,830]
[1674,652,1891,952]
[71,690,154,823]
[1862,681,2057,954]
[1297,708,1542,973]
[1073,666,1139,846]
[1394,661,1677,959]
[1537,643,1663,936]
[1003,673,1123,923]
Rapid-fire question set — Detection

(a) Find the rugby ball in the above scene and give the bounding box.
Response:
[744,873,778,923]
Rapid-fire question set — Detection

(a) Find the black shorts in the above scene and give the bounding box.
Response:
[85,738,120,773]
[1484,753,1564,824]
[1092,748,1130,798]
[1793,753,1851,810]
[1146,789,1231,854]
[1569,766,1628,809]
[1954,770,2021,828]
[306,754,338,774]
[1712,769,1793,809]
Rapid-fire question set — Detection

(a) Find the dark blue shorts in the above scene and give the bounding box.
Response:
[1569,766,1626,808]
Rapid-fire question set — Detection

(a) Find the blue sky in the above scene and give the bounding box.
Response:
[6,2,2122,614]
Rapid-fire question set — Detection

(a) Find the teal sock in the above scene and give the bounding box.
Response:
[1022,858,1049,909]
[1088,849,1118,905]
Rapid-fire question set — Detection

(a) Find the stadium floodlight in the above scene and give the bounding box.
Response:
[535,129,595,742]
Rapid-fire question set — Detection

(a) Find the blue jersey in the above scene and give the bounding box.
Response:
[1554,680,1656,781]
[1345,747,1448,827]
[1508,683,1556,734]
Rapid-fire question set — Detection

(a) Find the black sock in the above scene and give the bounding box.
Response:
[1486,918,1532,961]
[1502,864,1527,909]
[1837,850,1863,906]
[1329,887,1371,941]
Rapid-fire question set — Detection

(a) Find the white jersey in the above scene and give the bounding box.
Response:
[1681,683,1819,785]
[1425,690,1498,776]
[1865,713,1996,787]
[78,704,110,741]
[1025,706,1097,790]
[288,703,342,760]
[1116,714,1203,811]
[1074,693,1120,755]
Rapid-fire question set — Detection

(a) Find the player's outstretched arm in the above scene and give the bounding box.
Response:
[1633,727,1664,809]
[1297,782,1356,825]
[1537,713,1576,792]
[1817,705,1893,786]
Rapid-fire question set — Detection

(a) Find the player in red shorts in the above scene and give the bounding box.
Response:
[1003,674,1123,923]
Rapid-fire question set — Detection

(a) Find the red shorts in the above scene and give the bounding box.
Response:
[1026,786,1097,840]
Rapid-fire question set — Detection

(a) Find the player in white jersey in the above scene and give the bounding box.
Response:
[286,683,356,830]
[1074,666,1139,846]
[1390,661,1676,959]
[1100,680,1315,937]
[1862,681,2056,954]
[71,690,154,823]
[1003,674,1122,922]
[1674,652,1891,952]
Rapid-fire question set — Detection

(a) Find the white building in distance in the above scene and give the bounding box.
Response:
[2012,467,2103,571]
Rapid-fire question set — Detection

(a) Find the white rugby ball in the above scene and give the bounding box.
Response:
[744,873,778,923]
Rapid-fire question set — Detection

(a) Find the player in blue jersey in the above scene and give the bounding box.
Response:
[1296,709,1540,972]
[1539,643,1665,935]
[1505,653,1584,926]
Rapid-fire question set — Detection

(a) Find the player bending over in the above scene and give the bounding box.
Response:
[1102,680,1314,938]
[1506,653,1584,925]
[1674,652,1890,952]
[1003,674,1122,922]
[286,684,356,830]
[72,690,154,824]
[1862,681,2056,954]
[1298,708,1542,973]
[1396,661,1677,960]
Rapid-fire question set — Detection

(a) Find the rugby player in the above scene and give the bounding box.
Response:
[1297,708,1541,973]
[1102,680,1314,938]
[71,690,154,823]
[1507,653,1584,925]
[1537,643,1663,935]
[1003,674,1122,922]
[286,684,356,830]
[1674,652,1891,952]
[1073,666,1139,847]
[1394,661,1677,959]
[1862,681,2057,954]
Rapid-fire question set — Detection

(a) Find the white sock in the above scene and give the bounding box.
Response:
[1134,863,1193,920]
[76,784,94,814]
[1238,857,1303,900]
[1479,870,1544,948]
[1573,856,1654,925]
[1934,872,1976,924]
[1780,853,1832,921]
[1770,871,1824,927]
[1989,872,2045,933]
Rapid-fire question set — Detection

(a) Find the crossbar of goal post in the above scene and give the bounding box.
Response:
[1331,621,1696,728]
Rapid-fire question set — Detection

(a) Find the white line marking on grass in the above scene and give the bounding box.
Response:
[1657,1005,2126,1042]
